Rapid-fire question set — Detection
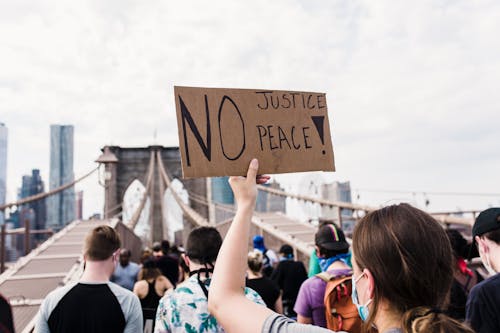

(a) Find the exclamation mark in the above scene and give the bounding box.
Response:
[311,116,326,155]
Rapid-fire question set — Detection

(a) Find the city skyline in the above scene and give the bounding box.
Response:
[1,1,500,218]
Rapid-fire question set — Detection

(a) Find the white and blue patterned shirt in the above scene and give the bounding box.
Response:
[154,274,264,333]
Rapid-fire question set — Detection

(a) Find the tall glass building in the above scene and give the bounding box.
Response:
[0,123,7,225]
[20,169,46,231]
[47,125,75,229]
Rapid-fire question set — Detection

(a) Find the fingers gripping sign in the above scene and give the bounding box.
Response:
[229,159,270,209]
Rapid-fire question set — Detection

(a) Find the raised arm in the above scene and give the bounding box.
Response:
[208,159,273,333]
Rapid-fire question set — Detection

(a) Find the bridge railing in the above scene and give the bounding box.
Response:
[257,185,475,227]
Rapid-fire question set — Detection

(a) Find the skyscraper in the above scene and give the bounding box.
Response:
[0,123,7,225]
[19,169,46,230]
[47,125,75,229]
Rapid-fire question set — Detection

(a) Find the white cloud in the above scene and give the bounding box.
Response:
[1,0,500,217]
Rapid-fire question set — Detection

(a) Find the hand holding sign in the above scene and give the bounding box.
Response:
[174,86,335,178]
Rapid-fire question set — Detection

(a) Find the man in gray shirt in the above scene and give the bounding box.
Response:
[36,225,142,333]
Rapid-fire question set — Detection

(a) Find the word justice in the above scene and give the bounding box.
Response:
[255,91,326,111]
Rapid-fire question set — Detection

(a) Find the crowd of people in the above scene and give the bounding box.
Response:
[26,158,500,333]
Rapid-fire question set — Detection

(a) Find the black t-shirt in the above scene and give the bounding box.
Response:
[271,260,308,301]
[466,273,500,333]
[37,282,142,333]
[246,277,280,310]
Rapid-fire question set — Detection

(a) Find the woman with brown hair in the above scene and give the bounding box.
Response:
[133,259,173,332]
[208,159,474,333]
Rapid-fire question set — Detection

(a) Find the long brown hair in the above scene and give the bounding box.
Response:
[352,203,474,333]
[138,259,162,281]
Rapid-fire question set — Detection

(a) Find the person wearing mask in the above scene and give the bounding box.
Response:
[208,158,474,333]
[271,244,308,318]
[246,249,283,313]
[466,207,500,333]
[294,223,352,327]
[110,248,140,291]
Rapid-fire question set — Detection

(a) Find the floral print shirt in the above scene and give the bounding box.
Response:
[154,274,264,333]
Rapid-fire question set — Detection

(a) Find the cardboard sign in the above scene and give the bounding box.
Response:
[174,86,335,178]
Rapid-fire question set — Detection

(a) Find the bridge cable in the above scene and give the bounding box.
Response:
[256,185,473,226]
[126,151,155,230]
[156,151,208,227]
[0,167,99,211]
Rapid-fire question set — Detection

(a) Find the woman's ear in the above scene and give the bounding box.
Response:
[363,268,376,300]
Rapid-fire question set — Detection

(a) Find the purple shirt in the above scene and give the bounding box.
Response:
[293,268,352,328]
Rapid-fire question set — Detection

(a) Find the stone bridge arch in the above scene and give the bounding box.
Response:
[97,145,208,244]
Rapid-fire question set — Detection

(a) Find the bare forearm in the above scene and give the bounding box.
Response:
[209,159,273,333]
[211,204,254,300]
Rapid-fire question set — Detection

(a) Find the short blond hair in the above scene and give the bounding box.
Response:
[83,225,121,261]
[247,249,263,273]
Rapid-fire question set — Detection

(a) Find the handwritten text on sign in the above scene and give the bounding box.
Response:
[174,86,335,178]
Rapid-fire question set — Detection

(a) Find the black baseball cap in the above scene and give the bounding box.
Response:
[472,208,500,238]
[315,224,349,251]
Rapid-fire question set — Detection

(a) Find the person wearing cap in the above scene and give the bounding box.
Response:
[466,207,500,333]
[293,223,352,327]
[271,244,308,318]
[253,235,279,277]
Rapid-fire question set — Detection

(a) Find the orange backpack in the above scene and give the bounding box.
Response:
[316,272,362,333]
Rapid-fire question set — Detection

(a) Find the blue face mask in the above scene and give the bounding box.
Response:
[351,273,372,321]
[318,253,351,272]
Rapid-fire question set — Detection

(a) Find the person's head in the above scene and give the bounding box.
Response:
[352,203,472,333]
[279,244,294,260]
[247,249,264,274]
[472,207,500,274]
[119,248,131,267]
[253,235,266,252]
[161,240,170,254]
[185,226,222,267]
[314,223,349,258]
[83,225,121,262]
[152,242,163,257]
[140,248,153,264]
[138,258,162,281]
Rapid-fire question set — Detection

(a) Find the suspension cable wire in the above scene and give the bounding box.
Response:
[257,184,376,212]
[126,151,155,230]
[0,167,99,211]
[156,151,208,227]
[105,203,123,220]
[354,188,500,197]
[257,184,474,226]
[187,194,237,215]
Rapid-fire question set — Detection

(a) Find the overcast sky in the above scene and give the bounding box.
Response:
[1,0,499,218]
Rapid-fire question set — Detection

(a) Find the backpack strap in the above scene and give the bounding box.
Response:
[316,272,333,282]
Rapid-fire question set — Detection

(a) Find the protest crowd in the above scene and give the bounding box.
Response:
[20,160,498,333]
